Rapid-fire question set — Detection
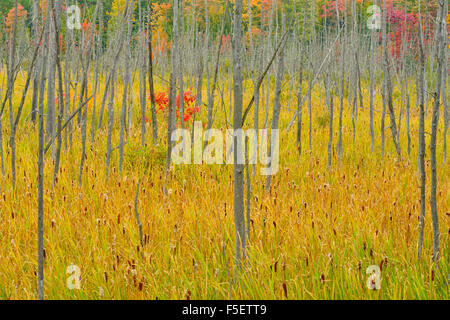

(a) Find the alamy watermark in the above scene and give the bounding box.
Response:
[366,265,382,290]
[367,5,382,31]
[171,122,279,176]
[67,5,81,30]
[66,264,81,290]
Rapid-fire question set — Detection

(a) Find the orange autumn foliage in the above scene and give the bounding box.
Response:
[5,3,27,34]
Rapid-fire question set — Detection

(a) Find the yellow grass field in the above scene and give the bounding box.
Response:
[0,72,448,300]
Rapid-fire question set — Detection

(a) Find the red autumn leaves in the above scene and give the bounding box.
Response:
[5,4,27,33]
[147,90,199,123]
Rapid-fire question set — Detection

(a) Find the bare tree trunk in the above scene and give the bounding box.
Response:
[297,3,306,158]
[134,179,144,248]
[46,1,58,142]
[179,0,185,132]
[138,0,147,147]
[308,0,315,154]
[119,0,134,174]
[204,0,211,139]
[405,78,411,160]
[401,0,411,160]
[382,0,401,158]
[417,0,426,262]
[148,5,158,145]
[51,0,65,186]
[204,0,229,150]
[245,136,251,245]
[166,0,178,171]
[37,3,51,300]
[232,0,245,272]
[105,71,116,181]
[380,2,387,158]
[7,0,19,189]
[254,1,265,167]
[429,0,445,264]
[441,1,449,166]
[10,18,43,191]
[337,15,346,162]
[328,89,334,169]
[192,30,204,147]
[369,1,376,154]
[31,0,40,124]
[265,12,286,191]
[79,4,98,184]
[91,0,103,145]
[350,0,358,148]
[105,2,130,181]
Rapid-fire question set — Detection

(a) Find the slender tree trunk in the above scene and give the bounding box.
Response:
[119,0,134,174]
[105,71,115,182]
[105,2,130,180]
[179,0,185,132]
[8,0,19,189]
[369,1,376,154]
[10,17,43,191]
[382,0,401,158]
[37,3,51,300]
[79,4,98,184]
[31,0,40,124]
[328,89,334,169]
[308,1,315,154]
[417,1,426,262]
[138,1,147,147]
[441,1,448,166]
[297,3,306,158]
[91,0,103,145]
[232,0,245,272]
[134,179,144,248]
[51,0,66,185]
[148,5,158,144]
[204,0,229,150]
[429,0,445,264]
[46,1,57,142]
[265,13,286,191]
[337,16,346,162]
[166,0,178,171]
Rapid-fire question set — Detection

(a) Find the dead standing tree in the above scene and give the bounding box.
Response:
[382,0,401,158]
[37,0,51,300]
[105,1,130,181]
[79,4,99,185]
[265,10,286,191]
[232,0,246,273]
[6,0,19,188]
[417,0,426,262]
[148,4,158,145]
[119,0,134,175]
[166,0,178,172]
[428,0,446,264]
